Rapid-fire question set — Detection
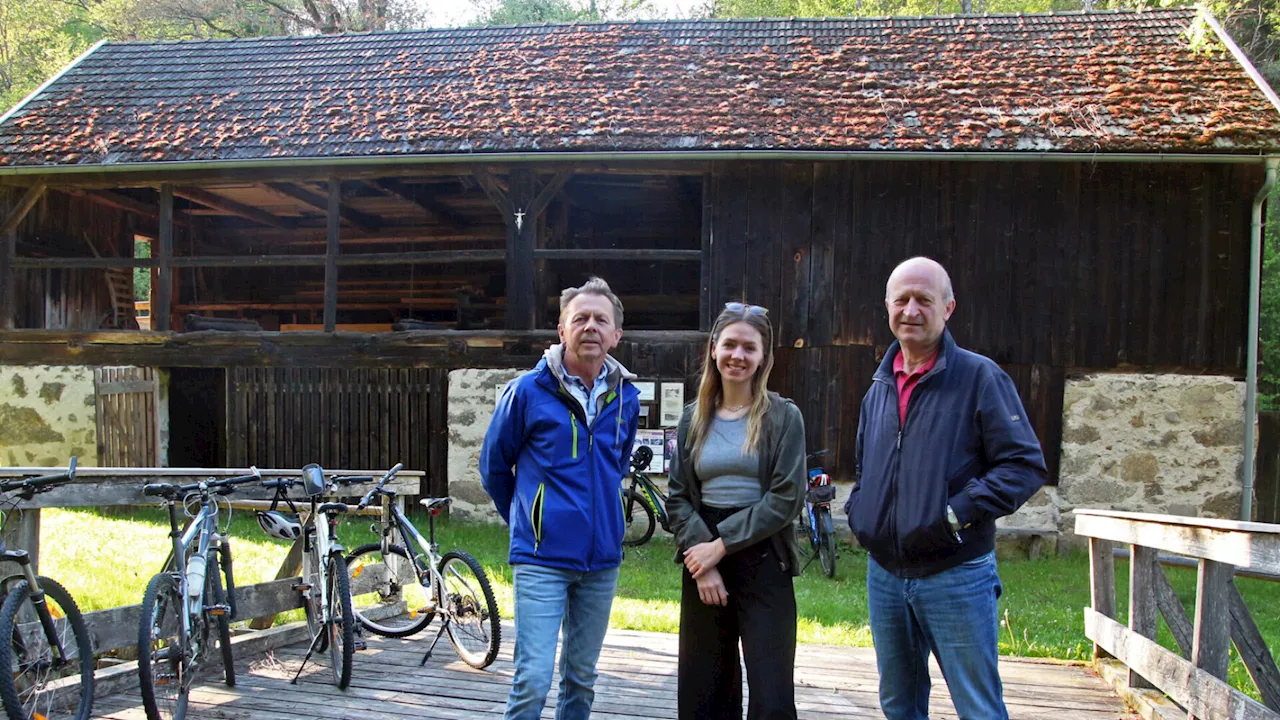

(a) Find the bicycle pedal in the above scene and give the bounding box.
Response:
[353,640,368,651]
[408,602,437,619]
[206,604,231,616]
[292,583,312,592]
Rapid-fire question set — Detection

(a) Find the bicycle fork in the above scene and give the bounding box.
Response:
[3,550,70,666]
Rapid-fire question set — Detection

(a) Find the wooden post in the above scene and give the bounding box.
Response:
[0,511,40,574]
[699,172,713,332]
[1128,544,1159,688]
[248,535,304,630]
[1089,537,1115,660]
[153,184,174,331]
[0,224,14,331]
[506,169,536,330]
[324,177,340,332]
[1192,559,1235,677]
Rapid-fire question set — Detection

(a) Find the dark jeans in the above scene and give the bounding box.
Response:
[678,505,797,720]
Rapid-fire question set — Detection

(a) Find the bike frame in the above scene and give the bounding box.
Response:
[628,471,670,529]
[376,502,444,596]
[163,489,228,660]
[302,497,347,627]
[802,468,832,549]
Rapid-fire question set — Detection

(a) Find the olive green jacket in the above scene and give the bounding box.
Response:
[665,392,807,576]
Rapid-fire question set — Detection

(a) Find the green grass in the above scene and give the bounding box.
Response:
[34,509,1280,700]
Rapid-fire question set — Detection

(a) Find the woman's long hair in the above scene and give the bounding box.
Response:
[686,305,776,466]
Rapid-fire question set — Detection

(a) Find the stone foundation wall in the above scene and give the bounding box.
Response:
[0,366,99,467]
[446,368,525,523]
[1005,372,1246,538]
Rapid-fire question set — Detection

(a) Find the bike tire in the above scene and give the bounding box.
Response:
[326,554,355,689]
[0,577,94,720]
[438,550,501,669]
[138,573,189,720]
[346,543,434,638]
[207,551,235,687]
[621,488,656,547]
[816,507,837,579]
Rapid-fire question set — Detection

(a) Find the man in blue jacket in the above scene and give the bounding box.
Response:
[845,257,1047,720]
[481,276,640,720]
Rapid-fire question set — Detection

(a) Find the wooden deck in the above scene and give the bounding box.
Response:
[91,624,1136,719]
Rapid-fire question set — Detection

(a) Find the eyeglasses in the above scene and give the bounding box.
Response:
[724,302,769,316]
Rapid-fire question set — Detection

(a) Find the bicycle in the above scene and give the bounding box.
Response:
[621,445,671,547]
[137,467,261,720]
[794,450,838,578]
[0,458,94,720]
[343,463,501,669]
[256,464,369,688]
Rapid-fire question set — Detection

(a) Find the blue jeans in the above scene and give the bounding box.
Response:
[505,563,619,720]
[867,552,1007,720]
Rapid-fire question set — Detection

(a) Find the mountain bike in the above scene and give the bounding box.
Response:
[257,464,369,688]
[0,458,94,720]
[138,467,261,720]
[621,445,671,547]
[794,450,838,578]
[344,463,500,669]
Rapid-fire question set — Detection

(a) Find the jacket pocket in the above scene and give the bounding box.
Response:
[899,481,961,559]
[529,482,546,552]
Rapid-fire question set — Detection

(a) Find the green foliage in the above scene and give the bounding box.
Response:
[1260,183,1280,410]
[133,238,150,302]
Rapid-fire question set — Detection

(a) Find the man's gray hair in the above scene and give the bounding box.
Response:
[559,276,625,327]
[886,256,954,304]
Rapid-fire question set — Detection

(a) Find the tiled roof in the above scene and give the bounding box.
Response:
[2,8,1279,168]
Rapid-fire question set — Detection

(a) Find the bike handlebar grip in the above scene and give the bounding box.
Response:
[262,479,287,489]
[143,483,173,497]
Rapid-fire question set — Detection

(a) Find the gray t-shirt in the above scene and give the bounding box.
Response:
[695,415,762,509]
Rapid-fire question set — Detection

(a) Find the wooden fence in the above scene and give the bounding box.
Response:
[1076,509,1280,720]
[0,465,422,700]
[1256,411,1280,524]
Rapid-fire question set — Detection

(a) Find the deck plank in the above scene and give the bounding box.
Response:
[92,624,1136,719]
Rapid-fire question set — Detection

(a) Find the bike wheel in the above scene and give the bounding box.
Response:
[793,512,814,560]
[621,488,656,547]
[137,573,189,720]
[816,507,837,578]
[0,577,94,720]
[207,551,235,687]
[438,550,500,669]
[326,554,355,689]
[346,544,434,638]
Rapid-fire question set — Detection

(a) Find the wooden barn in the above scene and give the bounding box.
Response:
[2,8,1279,521]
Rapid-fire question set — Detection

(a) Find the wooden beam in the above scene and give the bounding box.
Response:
[69,188,193,228]
[1074,509,1280,576]
[13,249,504,270]
[1086,608,1276,720]
[0,182,46,234]
[528,171,570,217]
[324,177,340,332]
[1089,537,1116,660]
[0,328,707,368]
[0,197,14,330]
[1152,563,1195,657]
[1229,580,1280,711]
[174,186,296,229]
[507,169,536,330]
[1128,544,1159,689]
[375,178,469,227]
[1192,559,1235,684]
[533,249,701,261]
[265,181,381,234]
[154,183,173,332]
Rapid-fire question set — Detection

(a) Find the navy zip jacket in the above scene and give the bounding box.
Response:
[480,346,640,573]
[845,329,1047,578]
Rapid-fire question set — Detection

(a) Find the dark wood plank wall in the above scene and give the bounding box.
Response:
[2,187,133,330]
[224,367,448,494]
[707,160,1262,483]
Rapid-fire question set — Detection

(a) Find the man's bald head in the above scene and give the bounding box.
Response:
[884,256,956,360]
[885,257,953,304]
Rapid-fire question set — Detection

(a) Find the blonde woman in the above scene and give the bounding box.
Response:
[666,302,807,720]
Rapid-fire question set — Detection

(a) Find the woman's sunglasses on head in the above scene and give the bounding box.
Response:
[725,302,768,316]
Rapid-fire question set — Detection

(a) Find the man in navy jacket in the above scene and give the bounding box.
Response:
[846,257,1047,720]
[481,277,640,720]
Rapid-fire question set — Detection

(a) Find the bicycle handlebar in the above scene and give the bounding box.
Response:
[265,468,378,498]
[142,467,262,500]
[356,462,404,510]
[0,457,78,497]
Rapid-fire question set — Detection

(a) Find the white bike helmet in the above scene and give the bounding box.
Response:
[256,510,302,541]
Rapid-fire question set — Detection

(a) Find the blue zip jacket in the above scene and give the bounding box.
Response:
[845,329,1047,577]
[480,346,640,572]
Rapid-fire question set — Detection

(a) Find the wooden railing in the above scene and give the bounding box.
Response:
[1076,509,1280,720]
[0,466,422,697]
